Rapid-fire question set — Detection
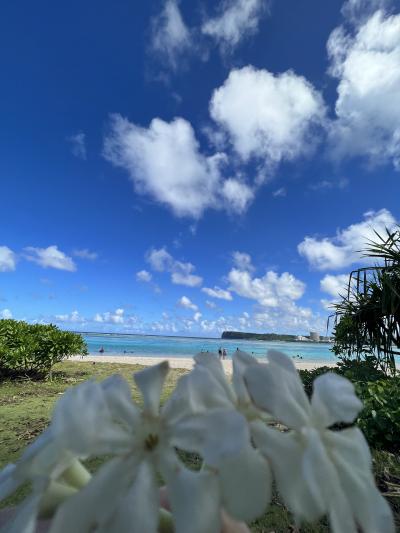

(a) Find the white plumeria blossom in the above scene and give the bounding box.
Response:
[244,350,395,533]
[47,361,255,533]
[0,351,395,532]
[170,351,271,521]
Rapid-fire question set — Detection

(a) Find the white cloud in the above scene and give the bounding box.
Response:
[67,132,87,160]
[320,274,350,299]
[24,246,76,272]
[272,187,286,198]
[298,209,397,270]
[202,286,233,300]
[328,10,400,169]
[73,249,98,260]
[232,251,254,272]
[0,309,12,319]
[55,310,85,323]
[178,295,198,311]
[228,268,305,307]
[221,178,254,213]
[94,308,125,324]
[0,246,17,272]
[202,0,268,51]
[309,178,349,191]
[104,114,253,218]
[150,0,191,70]
[341,0,391,24]
[146,247,203,287]
[136,270,152,282]
[205,300,217,309]
[193,311,202,322]
[210,66,326,166]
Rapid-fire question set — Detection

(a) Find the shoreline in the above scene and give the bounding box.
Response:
[68,354,337,374]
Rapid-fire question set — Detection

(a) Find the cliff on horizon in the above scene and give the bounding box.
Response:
[221,331,298,341]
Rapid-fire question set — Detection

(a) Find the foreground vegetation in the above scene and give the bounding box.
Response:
[1,360,399,531]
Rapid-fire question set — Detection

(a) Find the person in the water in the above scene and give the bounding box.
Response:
[99,346,104,354]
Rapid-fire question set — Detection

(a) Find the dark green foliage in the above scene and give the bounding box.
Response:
[299,363,400,451]
[355,378,400,452]
[332,228,400,375]
[222,330,298,341]
[0,319,87,379]
[299,366,333,397]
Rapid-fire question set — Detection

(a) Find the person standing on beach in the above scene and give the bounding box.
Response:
[223,348,227,359]
[218,347,222,359]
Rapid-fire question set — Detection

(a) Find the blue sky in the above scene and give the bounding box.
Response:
[1,0,400,336]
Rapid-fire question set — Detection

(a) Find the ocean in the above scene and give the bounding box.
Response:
[81,333,336,363]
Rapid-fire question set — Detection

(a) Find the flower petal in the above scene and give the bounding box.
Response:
[172,409,250,467]
[326,428,395,533]
[161,453,221,533]
[2,494,42,533]
[134,361,169,416]
[218,445,271,522]
[163,366,232,424]
[244,354,310,429]
[49,456,139,533]
[311,373,363,428]
[232,350,259,405]
[100,459,159,533]
[302,428,357,533]
[0,464,19,500]
[101,374,140,428]
[194,352,235,402]
[250,421,322,522]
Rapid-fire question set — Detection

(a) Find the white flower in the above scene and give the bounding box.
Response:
[0,379,124,532]
[244,350,395,533]
[171,351,271,521]
[49,362,253,533]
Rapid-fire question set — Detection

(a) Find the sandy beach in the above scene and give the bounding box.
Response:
[69,354,336,374]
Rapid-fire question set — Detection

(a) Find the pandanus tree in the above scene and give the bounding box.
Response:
[332,228,400,375]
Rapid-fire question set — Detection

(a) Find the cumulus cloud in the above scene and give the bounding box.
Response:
[136,270,152,282]
[272,187,286,198]
[150,0,191,70]
[210,66,326,166]
[341,0,391,24]
[0,246,17,272]
[67,132,87,160]
[178,295,198,311]
[228,268,305,308]
[298,209,397,270]
[146,247,203,287]
[104,114,253,218]
[73,249,98,260]
[94,308,125,324]
[202,286,232,300]
[55,310,85,323]
[232,251,254,272]
[193,311,202,322]
[0,309,12,319]
[202,0,269,51]
[206,300,217,309]
[328,9,400,169]
[24,246,76,272]
[320,274,350,299]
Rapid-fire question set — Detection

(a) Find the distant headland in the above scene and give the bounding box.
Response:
[221,331,333,343]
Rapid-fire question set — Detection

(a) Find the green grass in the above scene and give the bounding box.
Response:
[0,361,399,531]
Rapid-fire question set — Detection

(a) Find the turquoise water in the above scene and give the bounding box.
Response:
[82,333,336,362]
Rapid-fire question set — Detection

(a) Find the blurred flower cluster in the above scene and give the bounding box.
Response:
[0,350,395,532]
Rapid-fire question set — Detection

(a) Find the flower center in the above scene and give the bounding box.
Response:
[144,433,159,451]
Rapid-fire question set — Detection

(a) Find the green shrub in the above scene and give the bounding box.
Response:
[299,362,400,451]
[355,378,400,452]
[299,366,333,397]
[0,319,87,379]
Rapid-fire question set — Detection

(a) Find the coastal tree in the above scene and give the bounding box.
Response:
[332,228,400,375]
